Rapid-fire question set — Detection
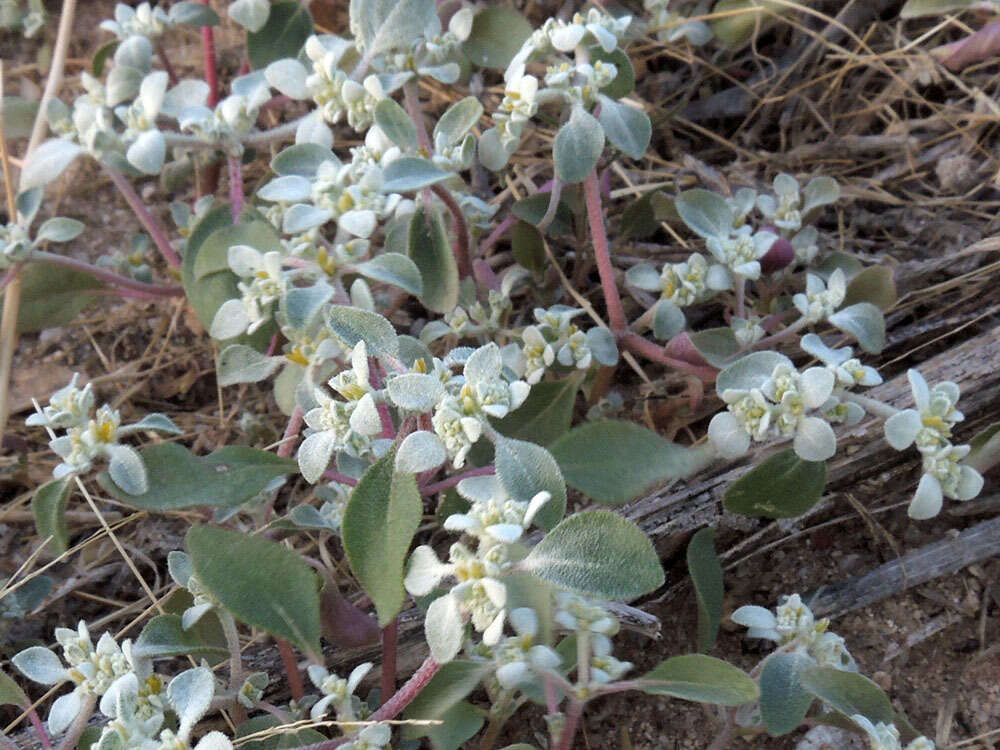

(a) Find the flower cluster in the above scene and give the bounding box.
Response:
[405,474,551,648]
[27,374,180,494]
[513,306,600,384]
[884,370,984,519]
[852,716,935,750]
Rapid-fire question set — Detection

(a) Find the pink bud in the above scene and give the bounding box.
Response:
[759,227,794,274]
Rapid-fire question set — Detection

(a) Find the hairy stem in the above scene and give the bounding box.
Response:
[103,166,182,268]
[27,707,53,750]
[583,170,626,333]
[420,465,495,496]
[29,251,184,296]
[431,183,473,279]
[275,636,306,701]
[621,332,718,380]
[201,2,219,107]
[54,694,95,750]
[553,699,584,750]
[219,610,247,724]
[381,619,398,701]
[277,407,305,459]
[154,38,179,85]
[840,391,900,420]
[402,81,432,152]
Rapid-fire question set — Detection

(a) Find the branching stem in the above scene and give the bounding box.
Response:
[103,166,182,268]
[29,251,183,296]
[420,465,495,496]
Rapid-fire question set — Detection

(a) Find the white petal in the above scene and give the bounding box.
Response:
[508,607,538,637]
[708,412,751,459]
[346,662,373,694]
[485,524,524,543]
[193,732,234,750]
[800,367,835,410]
[955,466,984,501]
[884,409,921,451]
[482,611,505,645]
[793,416,837,461]
[349,393,382,436]
[495,661,530,689]
[907,369,930,411]
[48,691,82,735]
[522,491,551,528]
[338,209,377,238]
[908,474,943,520]
[730,605,777,630]
[550,24,586,51]
[404,546,450,596]
[296,431,336,484]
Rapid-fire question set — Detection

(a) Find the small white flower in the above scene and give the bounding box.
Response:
[307,662,372,722]
[793,269,846,324]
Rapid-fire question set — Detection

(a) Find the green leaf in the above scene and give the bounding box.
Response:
[759,653,815,736]
[19,138,83,191]
[413,701,484,750]
[689,327,741,368]
[511,193,572,236]
[374,98,418,150]
[327,305,399,357]
[461,6,532,69]
[842,266,896,312]
[186,525,322,657]
[401,661,489,743]
[492,375,579,447]
[521,510,664,600]
[711,0,785,49]
[550,421,709,506]
[723,449,827,519]
[217,345,282,386]
[0,96,39,139]
[639,654,759,706]
[687,528,723,652]
[17,262,102,332]
[675,188,733,240]
[621,193,659,240]
[494,437,566,530]
[597,96,651,160]
[381,156,452,193]
[32,478,72,556]
[510,220,546,273]
[192,221,281,280]
[355,253,423,296]
[98,443,296,511]
[828,302,886,354]
[434,97,483,148]
[271,143,337,177]
[901,0,981,18]
[133,614,229,660]
[182,204,274,351]
[247,1,313,69]
[591,47,635,99]
[0,669,28,709]
[800,667,896,725]
[553,106,605,184]
[716,351,790,395]
[407,206,459,313]
[965,422,1000,473]
[343,452,422,626]
[235,715,327,750]
[350,0,436,57]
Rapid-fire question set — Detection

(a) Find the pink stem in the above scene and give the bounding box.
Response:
[420,465,495,496]
[31,251,183,296]
[479,214,515,255]
[228,154,244,223]
[622,332,718,381]
[583,170,626,333]
[553,700,584,750]
[320,470,359,486]
[278,407,304,459]
[290,658,442,750]
[431,183,473,279]
[275,637,306,701]
[104,166,182,267]
[27,707,53,750]
[403,82,432,152]
[381,619,398,700]
[201,3,219,107]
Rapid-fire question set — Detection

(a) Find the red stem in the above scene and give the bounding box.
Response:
[621,332,718,381]
[553,700,583,750]
[320,470,358,486]
[154,39,179,85]
[430,183,473,279]
[583,171,626,333]
[31,251,183,296]
[27,707,53,750]
[201,4,219,107]
[290,658,442,750]
[420,464,495,496]
[104,166,182,268]
[381,619,398,700]
[479,214,515,255]
[278,407,304,458]
[275,637,306,701]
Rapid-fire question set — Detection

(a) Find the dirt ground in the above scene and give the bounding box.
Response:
[2,1,999,748]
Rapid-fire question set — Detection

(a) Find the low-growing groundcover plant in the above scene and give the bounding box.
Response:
[0,1,994,748]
